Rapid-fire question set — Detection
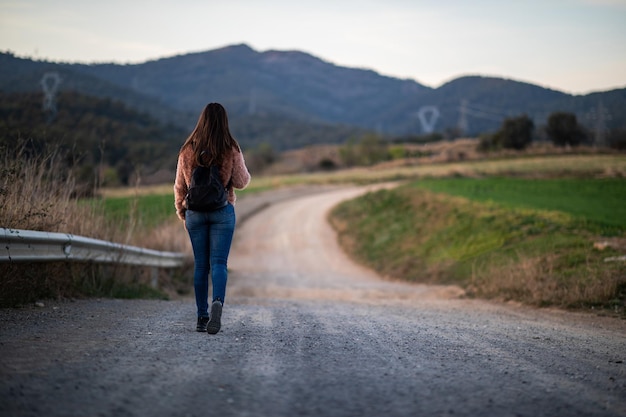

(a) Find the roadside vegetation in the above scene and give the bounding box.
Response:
[329,178,626,315]
[2,137,625,314]
[0,141,277,307]
[0,143,183,307]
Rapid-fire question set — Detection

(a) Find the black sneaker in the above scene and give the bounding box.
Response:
[196,316,209,332]
[207,300,222,334]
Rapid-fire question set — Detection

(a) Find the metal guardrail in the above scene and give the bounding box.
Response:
[1,227,186,287]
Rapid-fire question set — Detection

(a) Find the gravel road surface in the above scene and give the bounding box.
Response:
[1,185,625,417]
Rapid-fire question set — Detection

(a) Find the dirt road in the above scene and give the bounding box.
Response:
[1,186,625,417]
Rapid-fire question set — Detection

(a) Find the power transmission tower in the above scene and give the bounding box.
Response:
[416,106,440,134]
[41,72,61,123]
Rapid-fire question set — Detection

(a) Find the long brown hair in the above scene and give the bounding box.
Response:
[180,102,241,166]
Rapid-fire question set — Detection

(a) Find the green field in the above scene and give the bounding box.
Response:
[99,183,268,230]
[412,177,626,231]
[101,193,176,229]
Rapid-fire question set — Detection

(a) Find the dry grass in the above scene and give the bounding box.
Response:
[0,144,176,306]
[99,183,176,199]
[471,253,625,310]
[1,145,115,240]
[251,153,626,188]
[272,139,625,177]
[141,217,192,255]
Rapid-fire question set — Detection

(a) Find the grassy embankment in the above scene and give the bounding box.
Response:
[329,177,626,314]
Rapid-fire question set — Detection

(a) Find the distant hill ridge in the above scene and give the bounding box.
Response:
[1,44,624,140]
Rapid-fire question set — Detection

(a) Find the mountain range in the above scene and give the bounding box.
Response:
[1,44,624,149]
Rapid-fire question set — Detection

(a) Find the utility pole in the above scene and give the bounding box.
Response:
[457,99,468,136]
[588,101,611,147]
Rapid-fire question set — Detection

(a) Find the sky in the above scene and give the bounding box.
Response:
[1,0,625,95]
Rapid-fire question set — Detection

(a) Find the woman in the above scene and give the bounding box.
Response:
[174,103,251,334]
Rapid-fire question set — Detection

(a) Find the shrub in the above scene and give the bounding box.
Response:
[477,133,501,152]
[608,128,626,150]
[339,134,390,167]
[388,145,407,160]
[496,115,534,150]
[546,112,587,147]
[318,158,337,170]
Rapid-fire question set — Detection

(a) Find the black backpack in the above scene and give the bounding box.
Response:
[185,164,228,211]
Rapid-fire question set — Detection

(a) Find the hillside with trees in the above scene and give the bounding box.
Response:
[2,45,624,144]
[0,91,185,187]
[1,44,625,179]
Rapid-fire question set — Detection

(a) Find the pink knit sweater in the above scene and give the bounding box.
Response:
[174,145,251,220]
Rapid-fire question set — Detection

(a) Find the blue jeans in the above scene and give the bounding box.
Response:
[185,204,236,317]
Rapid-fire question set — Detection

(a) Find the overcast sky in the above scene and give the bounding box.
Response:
[1,0,625,95]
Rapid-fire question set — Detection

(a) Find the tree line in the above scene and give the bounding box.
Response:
[478,112,626,152]
[310,111,626,172]
[3,89,623,181]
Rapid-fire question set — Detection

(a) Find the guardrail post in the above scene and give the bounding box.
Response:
[151,267,159,289]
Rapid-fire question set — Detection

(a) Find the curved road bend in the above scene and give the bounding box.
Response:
[0,185,625,417]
